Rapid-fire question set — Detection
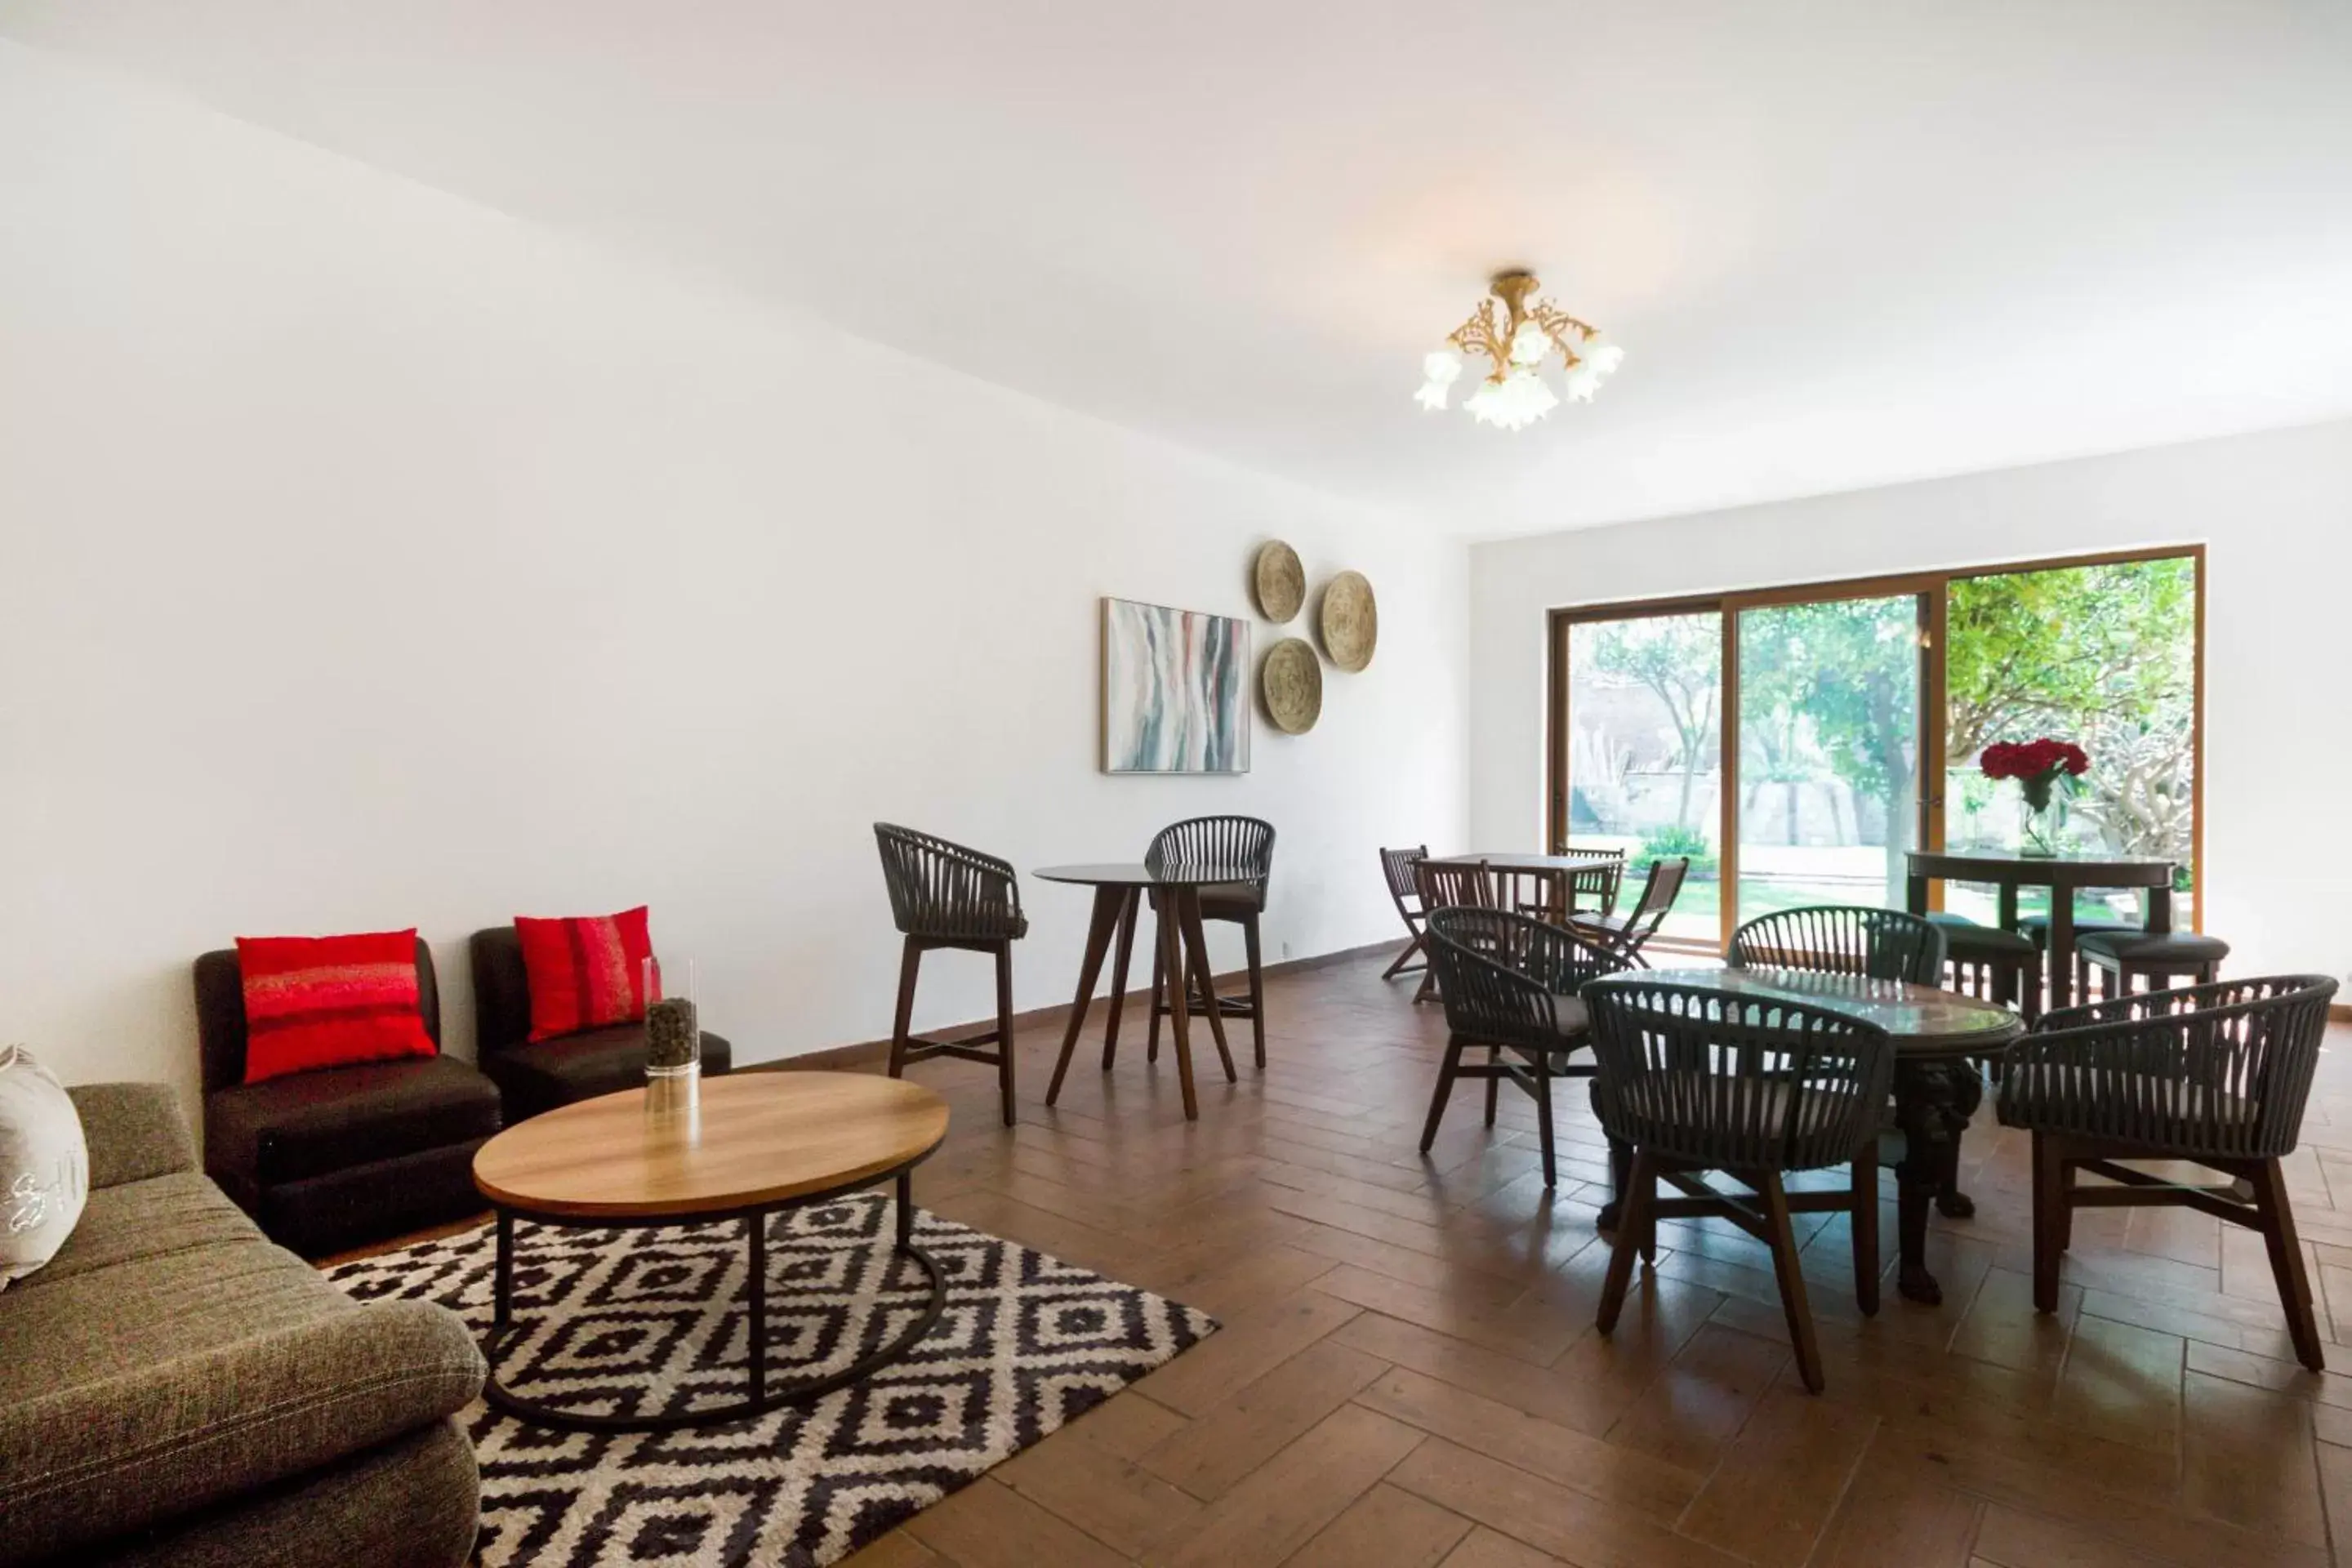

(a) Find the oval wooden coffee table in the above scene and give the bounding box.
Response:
[471,1071,951,1432]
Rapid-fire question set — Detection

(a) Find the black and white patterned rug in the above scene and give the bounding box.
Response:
[327,1194,1216,1567]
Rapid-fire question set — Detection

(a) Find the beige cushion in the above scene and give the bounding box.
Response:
[2002,1066,2257,1129]
[0,1047,87,1292]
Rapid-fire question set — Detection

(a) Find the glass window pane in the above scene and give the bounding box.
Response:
[1565,612,1721,943]
[1735,595,1922,924]
[1944,558,2197,927]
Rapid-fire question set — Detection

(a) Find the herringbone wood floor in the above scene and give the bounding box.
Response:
[838,951,2352,1568]
[346,951,2352,1567]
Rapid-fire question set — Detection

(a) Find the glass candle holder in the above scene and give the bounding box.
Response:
[643,954,701,1084]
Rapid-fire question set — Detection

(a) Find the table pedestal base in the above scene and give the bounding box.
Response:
[484,1169,945,1433]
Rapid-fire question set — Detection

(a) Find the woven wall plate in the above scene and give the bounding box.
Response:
[1319,571,1378,673]
[1260,638,1323,734]
[1253,540,1306,623]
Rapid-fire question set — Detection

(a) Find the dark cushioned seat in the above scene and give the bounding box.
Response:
[2078,930,2230,964]
[1924,911,2037,956]
[479,1025,734,1123]
[2020,915,2134,947]
[1196,880,1265,920]
[206,1058,501,1188]
[194,940,502,1258]
[470,926,733,1124]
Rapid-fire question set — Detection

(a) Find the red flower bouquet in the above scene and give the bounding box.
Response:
[1980,736,2089,856]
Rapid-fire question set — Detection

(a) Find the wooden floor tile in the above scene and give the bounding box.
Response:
[1280,1482,1473,1568]
[1133,1286,1361,1417]
[1139,1338,1389,1499]
[1387,1438,1748,1568]
[1352,1365,1705,1524]
[1437,1526,1572,1567]
[1149,1403,1425,1568]
[2179,1370,2327,1546]
[1673,1386,1877,1566]
[901,1477,1128,1568]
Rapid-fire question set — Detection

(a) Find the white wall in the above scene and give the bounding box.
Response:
[0,44,1469,1111]
[1470,417,2352,983]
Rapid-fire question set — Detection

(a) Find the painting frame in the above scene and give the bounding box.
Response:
[1100,597,1252,774]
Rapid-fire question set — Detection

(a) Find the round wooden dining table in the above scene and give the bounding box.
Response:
[1629,967,2025,1305]
[1904,849,2176,1011]
[1033,862,1255,1120]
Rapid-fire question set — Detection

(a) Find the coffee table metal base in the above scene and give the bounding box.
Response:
[483,1167,946,1433]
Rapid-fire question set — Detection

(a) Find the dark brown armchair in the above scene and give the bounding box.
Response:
[1997,974,2338,1369]
[195,938,502,1258]
[468,927,734,1123]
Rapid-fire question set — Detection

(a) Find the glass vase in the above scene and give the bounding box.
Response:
[2017,782,2067,859]
[643,955,701,1089]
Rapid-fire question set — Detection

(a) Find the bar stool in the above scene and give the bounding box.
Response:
[1148,816,1276,1068]
[874,822,1027,1125]
[2075,929,2230,1002]
[1926,912,2043,1023]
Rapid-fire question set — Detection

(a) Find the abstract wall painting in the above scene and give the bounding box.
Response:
[1101,598,1251,773]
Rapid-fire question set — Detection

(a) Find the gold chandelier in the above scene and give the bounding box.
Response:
[1414,270,1623,430]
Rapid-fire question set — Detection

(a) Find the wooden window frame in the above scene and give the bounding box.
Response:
[1545,545,2206,953]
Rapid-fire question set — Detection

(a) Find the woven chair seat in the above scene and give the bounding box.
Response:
[1616,1074,1865,1148]
[2001,1065,2256,1134]
[2077,930,2230,965]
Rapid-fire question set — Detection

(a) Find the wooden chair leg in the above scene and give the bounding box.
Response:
[1419,1040,1464,1154]
[1147,911,1165,1064]
[1243,912,1267,1069]
[993,941,1017,1127]
[2031,1131,2067,1313]
[1597,1149,1653,1334]
[1759,1172,1825,1394]
[1483,1047,1501,1127]
[1381,927,1425,979]
[888,938,922,1078]
[2250,1157,2326,1371]
[1851,1139,1880,1316]
[1531,1051,1557,1190]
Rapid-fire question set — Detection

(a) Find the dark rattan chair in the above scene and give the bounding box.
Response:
[1584,978,1896,1392]
[875,822,1028,1125]
[1926,911,2043,1023]
[1566,857,1690,969]
[1147,816,1276,1070]
[1421,909,1625,1188]
[1997,974,2336,1369]
[1412,858,1499,1003]
[1379,845,1432,982]
[1729,906,1947,985]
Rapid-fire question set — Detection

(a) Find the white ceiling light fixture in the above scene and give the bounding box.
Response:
[1416,271,1623,430]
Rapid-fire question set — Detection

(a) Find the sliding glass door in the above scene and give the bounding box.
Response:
[1559,608,1722,942]
[1550,549,2202,953]
[1733,594,1925,924]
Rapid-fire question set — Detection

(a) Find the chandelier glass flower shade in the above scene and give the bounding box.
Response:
[1415,271,1623,430]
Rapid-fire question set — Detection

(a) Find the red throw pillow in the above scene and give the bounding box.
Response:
[236,929,438,1084]
[513,906,654,1043]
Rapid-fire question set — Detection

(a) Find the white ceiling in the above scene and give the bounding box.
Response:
[7,1,2350,535]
